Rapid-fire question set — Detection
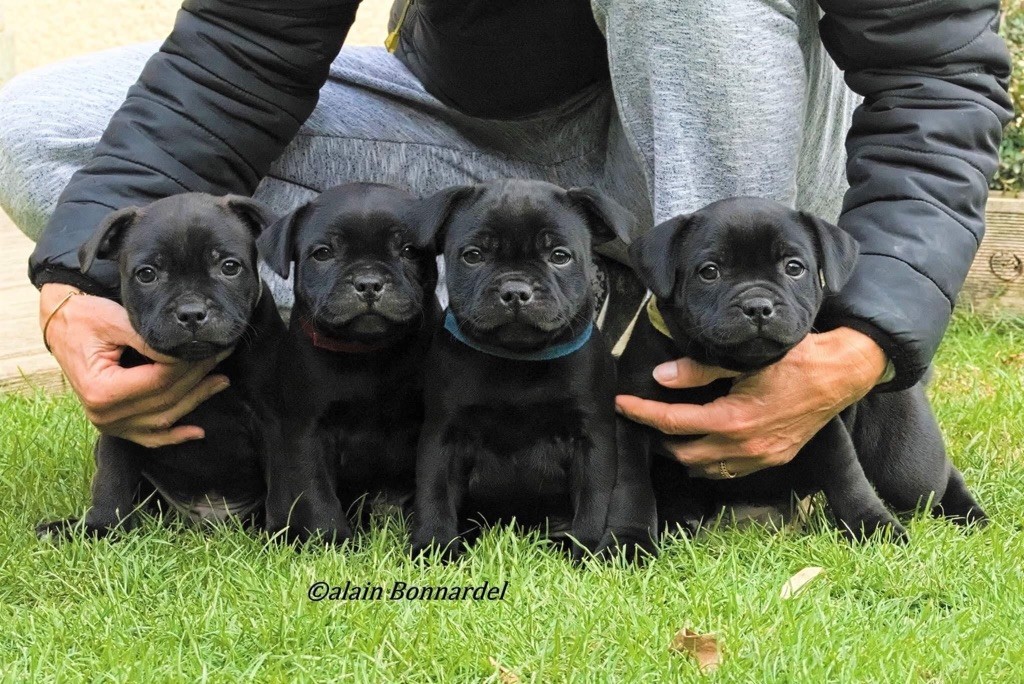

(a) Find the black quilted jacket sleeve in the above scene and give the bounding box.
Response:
[28,0,358,296]
[816,0,1013,390]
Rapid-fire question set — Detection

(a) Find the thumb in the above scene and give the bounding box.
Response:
[100,305,182,365]
[652,357,740,389]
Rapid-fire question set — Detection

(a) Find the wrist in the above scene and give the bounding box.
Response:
[39,283,82,327]
[829,326,888,390]
[39,284,84,354]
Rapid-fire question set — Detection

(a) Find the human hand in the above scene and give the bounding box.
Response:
[40,283,231,448]
[615,327,887,479]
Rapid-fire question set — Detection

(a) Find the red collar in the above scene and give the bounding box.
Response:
[298,318,391,354]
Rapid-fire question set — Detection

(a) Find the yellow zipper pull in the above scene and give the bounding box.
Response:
[385,0,413,53]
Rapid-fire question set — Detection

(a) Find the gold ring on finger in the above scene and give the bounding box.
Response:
[719,460,737,479]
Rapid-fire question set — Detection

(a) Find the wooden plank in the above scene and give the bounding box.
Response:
[963,192,1024,315]
[0,210,64,395]
[0,357,68,395]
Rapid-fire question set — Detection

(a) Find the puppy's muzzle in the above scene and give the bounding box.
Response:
[498,279,534,308]
[352,270,388,303]
[740,297,775,327]
[174,301,210,333]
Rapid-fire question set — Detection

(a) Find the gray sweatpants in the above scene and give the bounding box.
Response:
[0,0,856,310]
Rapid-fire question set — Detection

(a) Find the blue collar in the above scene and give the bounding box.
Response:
[443,310,593,361]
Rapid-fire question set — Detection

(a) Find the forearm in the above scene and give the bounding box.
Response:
[817,0,1013,389]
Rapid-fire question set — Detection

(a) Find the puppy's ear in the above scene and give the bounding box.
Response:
[628,215,692,300]
[799,212,860,294]
[221,195,274,238]
[407,185,474,251]
[78,206,141,274]
[565,187,636,246]
[257,203,307,278]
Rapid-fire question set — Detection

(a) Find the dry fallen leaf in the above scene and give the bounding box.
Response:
[670,628,722,673]
[488,656,521,684]
[780,566,825,599]
[1002,352,1024,366]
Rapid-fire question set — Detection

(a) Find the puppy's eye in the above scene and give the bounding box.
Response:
[221,259,242,277]
[462,248,483,265]
[135,266,157,284]
[549,248,573,266]
[698,263,720,282]
[784,260,807,278]
[311,246,333,262]
[400,244,420,260]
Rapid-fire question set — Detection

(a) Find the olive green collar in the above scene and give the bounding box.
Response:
[646,296,673,340]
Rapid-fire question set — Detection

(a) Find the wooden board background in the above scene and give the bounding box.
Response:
[0,211,68,395]
[962,193,1024,314]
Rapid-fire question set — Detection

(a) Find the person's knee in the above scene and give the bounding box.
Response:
[0,44,156,240]
[598,0,807,119]
[0,67,70,240]
[597,0,814,221]
[0,65,75,160]
[597,0,802,52]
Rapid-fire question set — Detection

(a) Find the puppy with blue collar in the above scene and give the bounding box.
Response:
[408,179,653,561]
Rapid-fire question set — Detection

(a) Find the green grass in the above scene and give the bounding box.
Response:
[1,314,1023,682]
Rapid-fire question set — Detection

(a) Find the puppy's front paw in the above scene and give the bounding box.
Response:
[35,517,112,542]
[842,515,909,544]
[276,524,354,548]
[596,531,659,564]
[265,506,354,548]
[566,536,603,565]
[946,504,989,529]
[410,532,463,563]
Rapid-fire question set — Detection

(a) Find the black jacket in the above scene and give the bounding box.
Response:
[28,0,1012,390]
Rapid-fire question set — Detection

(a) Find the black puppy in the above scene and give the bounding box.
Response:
[407,179,650,561]
[256,183,440,544]
[617,197,986,541]
[37,193,284,538]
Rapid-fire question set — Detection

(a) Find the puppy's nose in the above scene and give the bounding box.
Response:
[175,302,209,330]
[353,273,386,301]
[499,280,534,306]
[741,297,775,324]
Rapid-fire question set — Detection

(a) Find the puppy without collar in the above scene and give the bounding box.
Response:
[408,179,656,561]
[618,197,986,541]
[37,193,284,539]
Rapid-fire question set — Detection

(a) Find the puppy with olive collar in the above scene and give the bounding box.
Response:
[616,197,986,542]
[37,193,284,538]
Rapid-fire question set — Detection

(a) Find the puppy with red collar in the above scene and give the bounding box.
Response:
[256,183,441,544]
